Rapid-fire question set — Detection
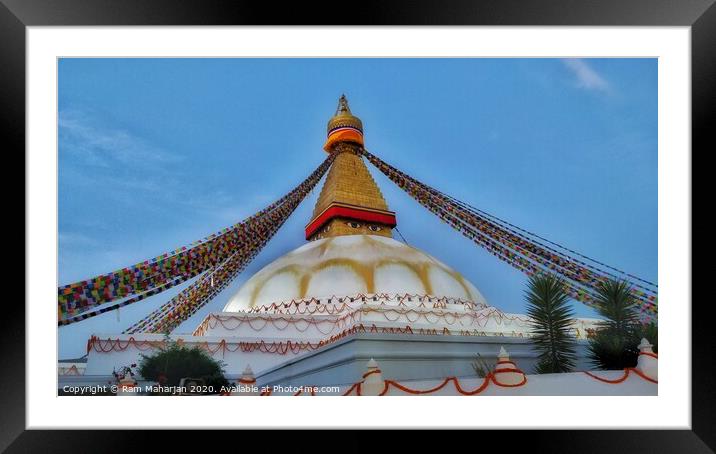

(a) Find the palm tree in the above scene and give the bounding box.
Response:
[525,273,577,374]
[588,279,641,370]
[593,279,639,334]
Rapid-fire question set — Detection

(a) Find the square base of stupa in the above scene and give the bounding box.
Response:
[256,333,592,387]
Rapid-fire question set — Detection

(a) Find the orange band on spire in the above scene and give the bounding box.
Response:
[323,128,364,152]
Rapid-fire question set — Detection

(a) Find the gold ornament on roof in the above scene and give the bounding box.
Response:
[327,94,364,134]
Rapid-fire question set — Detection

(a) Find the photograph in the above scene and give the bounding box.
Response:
[56,57,659,398]
[3,0,709,446]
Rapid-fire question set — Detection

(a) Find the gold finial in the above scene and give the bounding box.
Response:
[336,94,351,115]
[327,94,363,135]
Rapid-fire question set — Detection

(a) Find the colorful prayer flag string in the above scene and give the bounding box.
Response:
[361,148,657,321]
[58,154,334,327]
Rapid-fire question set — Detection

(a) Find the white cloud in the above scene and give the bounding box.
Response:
[562,59,610,92]
[58,232,99,247]
[59,110,181,168]
[58,110,188,207]
[57,109,279,250]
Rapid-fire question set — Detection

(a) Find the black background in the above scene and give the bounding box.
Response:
[2,0,712,451]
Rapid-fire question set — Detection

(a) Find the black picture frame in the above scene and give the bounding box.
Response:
[3,0,711,451]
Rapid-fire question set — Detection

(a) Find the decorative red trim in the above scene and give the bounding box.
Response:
[490,372,527,388]
[362,369,382,379]
[378,374,519,395]
[382,378,452,395]
[493,368,524,374]
[453,376,492,395]
[627,367,658,384]
[583,367,658,385]
[328,126,362,136]
[639,351,658,359]
[342,382,359,396]
[305,205,397,239]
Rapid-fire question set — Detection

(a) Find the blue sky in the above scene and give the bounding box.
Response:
[58,58,657,358]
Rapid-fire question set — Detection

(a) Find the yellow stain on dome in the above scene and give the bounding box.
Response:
[316,237,335,258]
[248,257,374,306]
[374,258,431,295]
[247,260,473,307]
[311,258,376,294]
[249,264,304,307]
[453,273,474,301]
[362,235,401,250]
[299,273,311,299]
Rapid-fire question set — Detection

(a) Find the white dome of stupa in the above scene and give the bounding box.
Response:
[223,234,487,311]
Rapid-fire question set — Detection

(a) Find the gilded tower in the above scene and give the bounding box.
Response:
[305,95,397,241]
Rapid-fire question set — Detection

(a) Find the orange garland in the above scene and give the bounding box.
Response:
[381,377,452,395]
[246,293,484,314]
[490,369,528,387]
[341,382,360,396]
[362,369,382,379]
[628,367,658,384]
[452,376,492,395]
[224,366,655,396]
[89,323,434,356]
[378,375,497,396]
[192,296,534,337]
[89,321,541,358]
[193,310,360,336]
[224,367,654,396]
[583,368,657,385]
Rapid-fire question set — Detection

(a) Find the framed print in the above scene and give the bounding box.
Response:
[4,0,712,450]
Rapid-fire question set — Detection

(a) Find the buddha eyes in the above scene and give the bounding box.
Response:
[344,221,382,232]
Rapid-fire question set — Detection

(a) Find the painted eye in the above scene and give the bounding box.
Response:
[346,221,361,228]
[368,225,382,232]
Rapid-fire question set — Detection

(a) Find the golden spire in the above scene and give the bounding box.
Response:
[327,94,363,134]
[323,94,365,152]
[305,96,397,241]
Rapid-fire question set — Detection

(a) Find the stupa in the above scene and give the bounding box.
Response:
[61,96,658,396]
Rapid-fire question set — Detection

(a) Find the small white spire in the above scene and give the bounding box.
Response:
[232,363,259,395]
[493,345,526,387]
[498,346,509,359]
[636,338,658,382]
[638,338,653,352]
[361,358,385,396]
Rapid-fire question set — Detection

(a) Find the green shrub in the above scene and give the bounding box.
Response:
[634,322,658,353]
[588,330,637,370]
[471,353,494,378]
[587,279,657,370]
[137,337,229,394]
